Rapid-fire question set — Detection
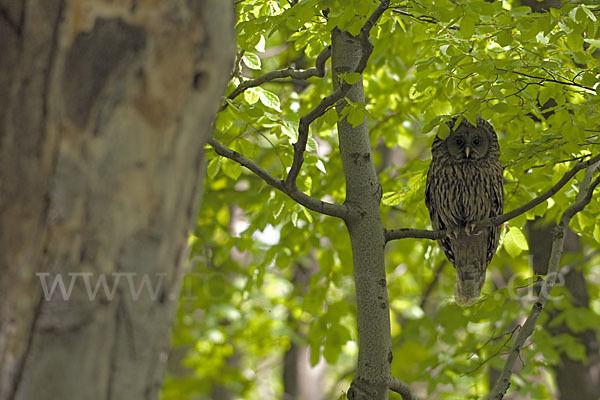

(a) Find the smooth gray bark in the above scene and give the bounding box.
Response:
[331,28,392,400]
[0,1,234,399]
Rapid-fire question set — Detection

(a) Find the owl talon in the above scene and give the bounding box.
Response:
[446,227,460,239]
[465,224,482,236]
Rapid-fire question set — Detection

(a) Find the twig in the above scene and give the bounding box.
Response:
[391,8,459,30]
[389,376,417,400]
[219,45,332,112]
[497,68,596,93]
[487,162,600,400]
[419,260,447,310]
[461,326,519,377]
[208,138,348,219]
[385,153,600,242]
[559,248,600,276]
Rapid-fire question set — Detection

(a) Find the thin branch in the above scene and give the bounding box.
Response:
[219,45,332,112]
[487,162,600,400]
[363,0,392,35]
[420,260,447,310]
[389,376,418,400]
[208,138,348,219]
[385,153,600,242]
[497,68,596,93]
[559,248,600,276]
[461,326,519,377]
[391,8,459,30]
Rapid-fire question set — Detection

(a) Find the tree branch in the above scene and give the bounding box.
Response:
[219,45,332,112]
[391,8,459,30]
[389,376,417,400]
[214,1,391,218]
[207,138,348,219]
[487,162,600,400]
[497,68,596,93]
[385,153,600,242]
[284,0,388,189]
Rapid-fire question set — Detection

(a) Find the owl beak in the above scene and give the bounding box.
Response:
[465,146,471,158]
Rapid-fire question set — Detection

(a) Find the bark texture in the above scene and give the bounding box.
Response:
[0,1,234,399]
[331,29,392,400]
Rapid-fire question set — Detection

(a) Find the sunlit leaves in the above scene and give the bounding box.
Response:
[504,227,530,258]
[242,52,261,70]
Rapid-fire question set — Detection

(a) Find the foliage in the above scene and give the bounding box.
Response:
[163,1,600,399]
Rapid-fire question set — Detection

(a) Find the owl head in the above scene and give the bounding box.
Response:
[442,117,498,162]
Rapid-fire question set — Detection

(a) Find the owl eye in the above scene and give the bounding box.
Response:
[456,138,464,146]
[472,137,480,145]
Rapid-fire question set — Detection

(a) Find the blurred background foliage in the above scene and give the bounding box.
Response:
[161,0,600,399]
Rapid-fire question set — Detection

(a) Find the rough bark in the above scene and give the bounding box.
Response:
[331,29,392,400]
[527,220,600,400]
[0,1,234,399]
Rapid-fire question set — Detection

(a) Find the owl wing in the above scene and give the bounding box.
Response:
[486,169,504,266]
[425,170,456,265]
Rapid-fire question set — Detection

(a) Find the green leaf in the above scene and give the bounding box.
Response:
[496,29,513,47]
[244,87,261,104]
[324,108,339,126]
[221,158,242,180]
[491,102,508,113]
[258,88,282,111]
[242,52,261,70]
[347,106,364,127]
[437,122,451,139]
[207,157,221,179]
[340,72,362,85]
[539,85,554,106]
[382,191,402,206]
[581,73,596,88]
[504,226,529,257]
[582,5,597,22]
[460,14,476,39]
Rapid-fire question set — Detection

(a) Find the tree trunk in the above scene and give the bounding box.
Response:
[527,220,600,400]
[0,1,234,399]
[331,28,392,400]
[283,262,325,400]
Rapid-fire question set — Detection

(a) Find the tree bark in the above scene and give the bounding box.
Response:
[331,28,392,400]
[0,1,234,399]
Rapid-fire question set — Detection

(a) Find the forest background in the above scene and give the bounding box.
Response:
[163,0,600,399]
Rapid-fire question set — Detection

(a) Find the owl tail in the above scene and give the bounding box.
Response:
[452,235,488,306]
[454,266,485,306]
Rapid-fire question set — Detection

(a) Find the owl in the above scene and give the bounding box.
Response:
[425,116,504,306]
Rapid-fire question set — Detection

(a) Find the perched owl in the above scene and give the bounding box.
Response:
[425,116,504,306]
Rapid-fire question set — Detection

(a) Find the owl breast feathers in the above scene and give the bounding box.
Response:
[425,116,504,306]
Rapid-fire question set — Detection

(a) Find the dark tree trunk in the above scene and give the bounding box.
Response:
[527,220,600,400]
[0,1,235,399]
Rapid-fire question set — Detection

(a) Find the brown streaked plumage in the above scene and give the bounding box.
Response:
[425,116,504,306]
